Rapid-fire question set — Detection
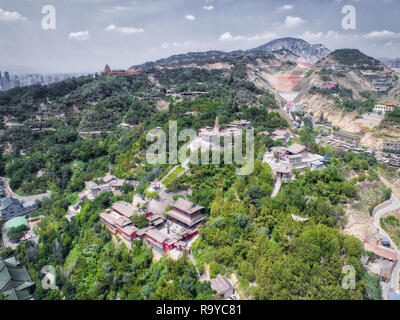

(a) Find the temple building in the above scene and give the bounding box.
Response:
[263,144,325,182]
[99,209,138,242]
[165,198,205,228]
[192,117,251,152]
[0,257,35,300]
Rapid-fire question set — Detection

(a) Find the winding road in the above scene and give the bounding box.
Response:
[0,177,52,202]
[372,193,400,297]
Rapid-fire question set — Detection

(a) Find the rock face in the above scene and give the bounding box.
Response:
[249,37,331,63]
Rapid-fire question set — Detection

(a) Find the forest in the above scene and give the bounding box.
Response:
[0,66,382,300]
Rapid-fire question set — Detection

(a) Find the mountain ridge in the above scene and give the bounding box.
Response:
[129,37,331,70]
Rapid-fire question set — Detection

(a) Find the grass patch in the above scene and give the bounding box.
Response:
[305,69,315,78]
[381,212,400,247]
[163,165,185,185]
[63,247,79,275]
[363,270,382,300]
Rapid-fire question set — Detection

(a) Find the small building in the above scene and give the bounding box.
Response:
[374,86,389,92]
[275,164,293,182]
[374,104,395,114]
[227,120,251,130]
[99,210,138,242]
[332,131,361,145]
[165,198,205,228]
[310,160,324,170]
[146,212,165,227]
[286,144,309,156]
[118,123,133,130]
[285,102,304,113]
[210,275,235,300]
[364,243,398,262]
[143,228,175,254]
[103,174,119,185]
[383,141,400,155]
[79,181,103,201]
[269,129,292,143]
[0,197,37,221]
[380,266,393,283]
[320,84,336,90]
[0,257,35,300]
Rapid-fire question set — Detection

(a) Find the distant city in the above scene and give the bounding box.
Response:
[380,58,400,73]
[0,71,86,91]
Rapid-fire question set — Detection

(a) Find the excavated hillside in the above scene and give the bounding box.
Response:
[292,49,400,148]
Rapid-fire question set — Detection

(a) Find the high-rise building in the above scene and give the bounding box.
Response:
[4,72,10,82]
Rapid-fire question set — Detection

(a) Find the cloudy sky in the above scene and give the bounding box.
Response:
[0,0,399,73]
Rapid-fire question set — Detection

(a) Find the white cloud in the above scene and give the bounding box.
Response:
[0,8,26,21]
[112,4,136,11]
[283,16,305,28]
[185,14,196,20]
[203,6,214,10]
[161,41,191,49]
[68,31,90,41]
[105,24,144,34]
[219,31,278,43]
[300,30,349,42]
[363,30,400,39]
[219,32,233,41]
[279,4,294,10]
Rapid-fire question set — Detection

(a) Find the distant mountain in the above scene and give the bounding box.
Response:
[248,37,331,63]
[318,49,384,70]
[129,38,330,70]
[130,50,245,70]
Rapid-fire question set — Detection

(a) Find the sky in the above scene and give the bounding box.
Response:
[0,0,400,74]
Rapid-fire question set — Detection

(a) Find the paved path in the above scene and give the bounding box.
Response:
[270,178,282,198]
[373,194,400,296]
[1,177,52,202]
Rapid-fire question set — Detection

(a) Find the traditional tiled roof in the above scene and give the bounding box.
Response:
[99,211,131,228]
[0,257,34,300]
[85,181,100,190]
[112,201,136,218]
[274,164,292,174]
[145,228,171,244]
[103,174,118,184]
[211,275,234,295]
[0,197,21,211]
[364,243,398,262]
[287,144,307,155]
[166,209,205,227]
[173,198,204,215]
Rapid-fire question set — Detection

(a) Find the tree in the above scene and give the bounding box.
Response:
[121,183,135,194]
[7,225,29,242]
[131,214,149,229]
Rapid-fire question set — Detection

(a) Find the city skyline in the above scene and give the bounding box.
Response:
[0,0,400,73]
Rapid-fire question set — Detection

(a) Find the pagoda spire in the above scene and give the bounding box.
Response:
[214,116,221,132]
